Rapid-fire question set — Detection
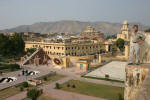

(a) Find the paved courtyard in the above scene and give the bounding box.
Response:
[86,61,127,81]
[1,63,124,100]
[0,65,51,90]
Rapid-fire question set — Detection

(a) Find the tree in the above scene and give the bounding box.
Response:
[105,34,117,40]
[0,34,11,55]
[27,88,41,100]
[20,87,24,91]
[10,34,25,54]
[43,76,47,81]
[145,29,150,32]
[22,82,29,88]
[26,48,36,55]
[55,83,60,89]
[0,33,25,56]
[116,38,125,52]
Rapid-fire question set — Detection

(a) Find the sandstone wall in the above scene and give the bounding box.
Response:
[124,64,150,100]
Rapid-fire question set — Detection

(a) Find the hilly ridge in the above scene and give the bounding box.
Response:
[0,20,149,35]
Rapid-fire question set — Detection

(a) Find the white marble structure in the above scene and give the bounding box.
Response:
[86,61,127,81]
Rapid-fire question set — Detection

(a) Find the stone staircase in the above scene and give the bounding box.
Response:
[22,48,50,65]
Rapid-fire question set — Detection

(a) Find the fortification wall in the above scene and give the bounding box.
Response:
[124,64,150,100]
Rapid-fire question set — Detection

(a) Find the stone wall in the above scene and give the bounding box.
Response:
[124,64,150,100]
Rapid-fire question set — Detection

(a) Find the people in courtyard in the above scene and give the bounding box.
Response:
[128,25,146,65]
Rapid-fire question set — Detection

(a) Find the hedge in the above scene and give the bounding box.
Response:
[0,64,20,70]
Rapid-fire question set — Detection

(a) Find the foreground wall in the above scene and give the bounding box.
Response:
[124,64,150,100]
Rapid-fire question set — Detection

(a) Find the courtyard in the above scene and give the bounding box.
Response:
[85,61,127,81]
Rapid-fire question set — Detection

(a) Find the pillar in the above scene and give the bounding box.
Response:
[98,54,102,64]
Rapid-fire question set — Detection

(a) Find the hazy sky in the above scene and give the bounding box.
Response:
[0,0,150,30]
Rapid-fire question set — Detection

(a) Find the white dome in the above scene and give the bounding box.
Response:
[123,20,128,24]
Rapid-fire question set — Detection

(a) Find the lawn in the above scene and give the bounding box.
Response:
[60,80,124,100]
[0,74,65,100]
[0,68,21,73]
[0,55,21,63]
[41,74,66,84]
[23,95,58,100]
[0,87,20,100]
[0,63,21,73]
[0,83,35,100]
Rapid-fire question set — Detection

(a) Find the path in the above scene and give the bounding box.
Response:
[3,65,124,100]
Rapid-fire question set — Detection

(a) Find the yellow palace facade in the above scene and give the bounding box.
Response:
[25,41,111,56]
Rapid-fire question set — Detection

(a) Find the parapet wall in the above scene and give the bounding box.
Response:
[124,64,150,100]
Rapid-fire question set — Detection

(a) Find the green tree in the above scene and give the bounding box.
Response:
[43,76,47,81]
[20,87,24,91]
[0,34,11,55]
[55,83,60,89]
[145,29,150,32]
[26,48,36,55]
[11,34,25,54]
[22,82,29,88]
[27,89,41,100]
[116,38,125,52]
[0,33,25,56]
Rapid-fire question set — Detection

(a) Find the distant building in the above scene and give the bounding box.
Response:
[80,26,104,42]
[117,20,130,41]
[9,32,16,36]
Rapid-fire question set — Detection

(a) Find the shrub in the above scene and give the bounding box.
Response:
[55,83,60,89]
[0,64,20,70]
[67,84,70,87]
[72,84,76,88]
[43,76,47,81]
[11,64,20,69]
[22,82,29,88]
[27,88,41,100]
[10,67,15,71]
[20,87,24,91]
[39,89,43,94]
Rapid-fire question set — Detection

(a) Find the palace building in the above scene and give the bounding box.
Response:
[25,40,110,57]
[80,26,104,42]
[25,26,112,57]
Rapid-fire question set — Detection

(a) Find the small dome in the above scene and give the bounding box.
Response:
[123,20,128,24]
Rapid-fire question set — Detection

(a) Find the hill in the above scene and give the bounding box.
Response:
[0,20,149,35]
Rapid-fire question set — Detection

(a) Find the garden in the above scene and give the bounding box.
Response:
[58,80,124,100]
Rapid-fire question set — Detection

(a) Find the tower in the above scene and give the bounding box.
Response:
[117,20,130,41]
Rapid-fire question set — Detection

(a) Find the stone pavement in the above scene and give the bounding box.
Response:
[86,61,127,81]
[0,66,51,90]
